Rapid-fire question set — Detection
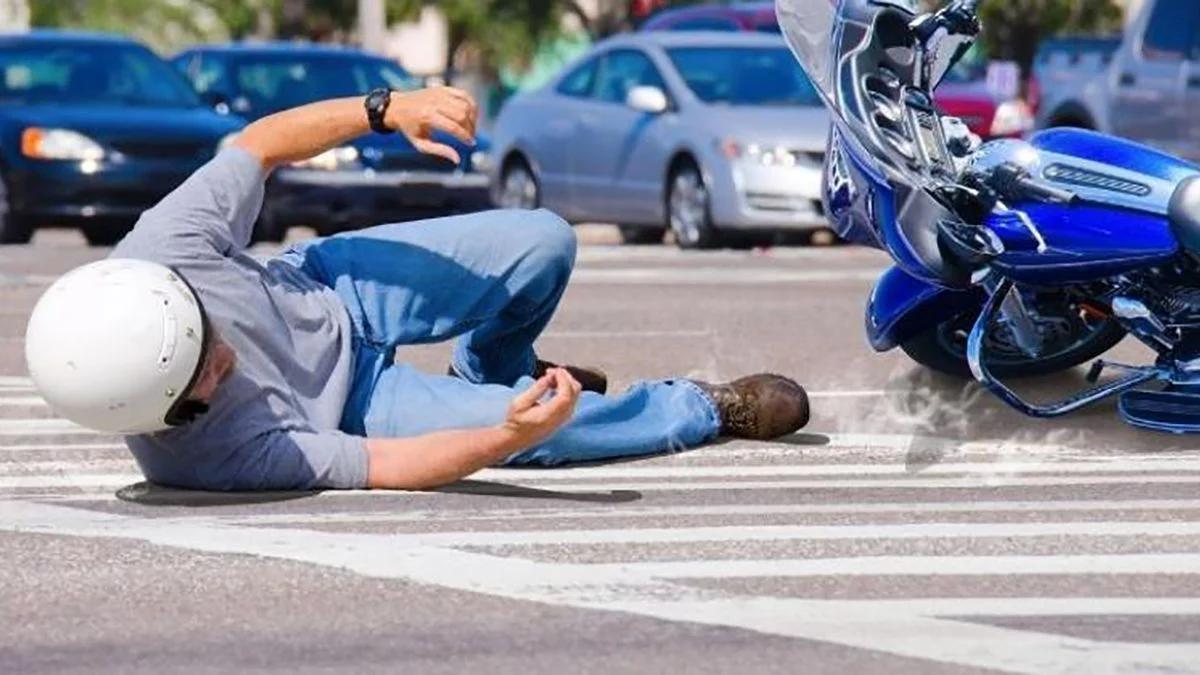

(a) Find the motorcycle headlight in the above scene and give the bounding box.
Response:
[720,139,800,168]
[292,146,360,171]
[990,100,1034,138]
[21,128,106,161]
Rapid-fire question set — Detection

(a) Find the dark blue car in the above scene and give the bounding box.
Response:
[0,31,243,245]
[173,43,492,239]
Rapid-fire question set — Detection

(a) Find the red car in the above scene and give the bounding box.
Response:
[641,2,1032,139]
[639,1,780,33]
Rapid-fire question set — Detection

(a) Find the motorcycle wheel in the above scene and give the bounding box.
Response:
[900,296,1127,379]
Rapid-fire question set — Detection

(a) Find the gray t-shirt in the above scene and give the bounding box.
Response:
[111,148,368,490]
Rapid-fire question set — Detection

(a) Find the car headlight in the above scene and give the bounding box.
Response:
[720,139,802,168]
[21,128,105,161]
[470,150,493,173]
[291,146,360,171]
[990,100,1034,138]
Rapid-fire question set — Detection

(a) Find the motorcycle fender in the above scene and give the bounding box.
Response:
[866,266,984,352]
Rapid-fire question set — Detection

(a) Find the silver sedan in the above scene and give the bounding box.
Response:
[489,31,830,248]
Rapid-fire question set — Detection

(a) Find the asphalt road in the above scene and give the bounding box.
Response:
[2,227,1199,674]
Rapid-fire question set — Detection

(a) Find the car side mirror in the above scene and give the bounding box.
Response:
[201,90,231,115]
[626,86,669,114]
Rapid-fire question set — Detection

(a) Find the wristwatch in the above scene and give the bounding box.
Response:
[365,88,394,134]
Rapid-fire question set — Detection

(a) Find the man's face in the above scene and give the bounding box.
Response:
[189,333,237,404]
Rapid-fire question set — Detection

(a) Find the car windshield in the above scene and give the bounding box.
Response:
[231,55,420,114]
[666,47,822,106]
[0,42,201,107]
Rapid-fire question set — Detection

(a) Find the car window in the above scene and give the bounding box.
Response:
[1142,0,1200,61]
[557,57,598,98]
[0,43,200,107]
[593,50,667,104]
[667,47,821,106]
[178,53,228,96]
[669,17,740,31]
[231,55,419,115]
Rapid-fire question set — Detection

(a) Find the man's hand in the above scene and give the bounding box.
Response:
[501,368,581,448]
[365,368,581,491]
[386,86,479,165]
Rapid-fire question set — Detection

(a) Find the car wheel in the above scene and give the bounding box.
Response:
[498,158,540,210]
[0,172,32,245]
[252,205,288,244]
[667,161,720,250]
[618,225,665,245]
[82,221,130,247]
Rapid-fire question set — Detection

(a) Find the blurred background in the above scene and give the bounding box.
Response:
[0,0,1157,247]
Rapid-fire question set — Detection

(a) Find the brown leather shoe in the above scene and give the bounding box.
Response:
[534,359,608,395]
[694,374,809,440]
[448,359,608,395]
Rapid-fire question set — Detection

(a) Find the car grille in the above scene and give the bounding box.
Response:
[375,153,458,173]
[744,192,823,214]
[110,140,213,160]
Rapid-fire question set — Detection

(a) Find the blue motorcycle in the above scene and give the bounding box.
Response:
[779,0,1200,433]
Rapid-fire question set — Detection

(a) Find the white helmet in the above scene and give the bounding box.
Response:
[25,259,210,434]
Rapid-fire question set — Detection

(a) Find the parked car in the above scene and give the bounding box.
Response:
[491,31,829,248]
[642,3,1032,141]
[0,31,242,245]
[640,1,781,33]
[172,43,492,240]
[1032,35,1122,130]
[933,48,1034,140]
[1032,0,1200,162]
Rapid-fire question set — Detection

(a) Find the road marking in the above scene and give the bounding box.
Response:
[542,329,715,339]
[573,246,885,262]
[180,499,1200,527]
[5,472,1200,492]
[592,553,1200,579]
[367,520,1200,548]
[0,459,135,475]
[472,459,1200,481]
[0,500,1193,674]
[7,458,1200,480]
[0,396,49,407]
[0,418,91,436]
[569,267,882,285]
[0,442,126,453]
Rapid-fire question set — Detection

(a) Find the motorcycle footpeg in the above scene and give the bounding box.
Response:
[1119,389,1200,434]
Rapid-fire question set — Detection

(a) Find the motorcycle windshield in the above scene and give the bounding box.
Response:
[777,0,920,105]
[775,0,838,105]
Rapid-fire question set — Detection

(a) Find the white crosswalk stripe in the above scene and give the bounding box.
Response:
[2,392,1199,673]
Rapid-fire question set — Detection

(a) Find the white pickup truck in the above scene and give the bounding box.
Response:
[1033,0,1200,162]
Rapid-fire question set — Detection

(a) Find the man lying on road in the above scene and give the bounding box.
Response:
[24,85,810,492]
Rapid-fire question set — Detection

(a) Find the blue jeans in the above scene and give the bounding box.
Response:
[283,209,721,466]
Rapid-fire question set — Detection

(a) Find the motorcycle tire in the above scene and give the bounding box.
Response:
[900,310,1127,379]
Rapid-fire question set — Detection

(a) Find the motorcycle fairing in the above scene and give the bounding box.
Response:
[866,265,983,352]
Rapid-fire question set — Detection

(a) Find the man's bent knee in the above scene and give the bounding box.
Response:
[516,209,576,275]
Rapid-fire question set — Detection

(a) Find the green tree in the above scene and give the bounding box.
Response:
[976,0,1124,76]
[30,0,208,49]
[386,0,571,81]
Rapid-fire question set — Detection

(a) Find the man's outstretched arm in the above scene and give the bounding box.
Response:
[366,369,582,491]
[234,86,478,171]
